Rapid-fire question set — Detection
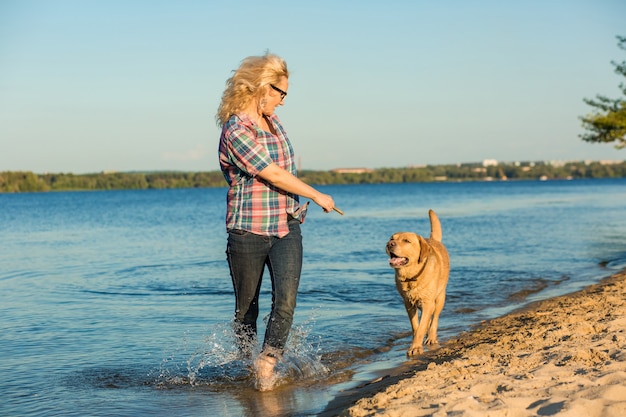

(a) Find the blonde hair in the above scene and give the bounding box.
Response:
[216,52,289,127]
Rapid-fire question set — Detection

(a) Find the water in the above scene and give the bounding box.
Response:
[1,179,626,417]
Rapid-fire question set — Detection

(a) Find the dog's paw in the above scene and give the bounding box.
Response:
[406,345,424,357]
[425,337,439,345]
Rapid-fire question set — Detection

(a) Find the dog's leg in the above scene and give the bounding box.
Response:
[425,291,446,345]
[407,302,436,356]
[405,303,423,356]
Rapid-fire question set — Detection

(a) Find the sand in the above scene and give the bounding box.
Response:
[323,270,626,417]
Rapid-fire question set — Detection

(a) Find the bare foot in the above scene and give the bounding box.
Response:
[254,353,278,391]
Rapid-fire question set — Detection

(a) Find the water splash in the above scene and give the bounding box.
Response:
[154,313,330,390]
[186,322,249,387]
[273,313,330,385]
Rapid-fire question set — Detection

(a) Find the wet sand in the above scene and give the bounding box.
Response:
[321,269,626,417]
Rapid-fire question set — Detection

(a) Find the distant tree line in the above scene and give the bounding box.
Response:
[0,171,225,193]
[1,160,625,193]
[298,160,626,185]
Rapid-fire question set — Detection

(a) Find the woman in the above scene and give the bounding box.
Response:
[216,53,336,391]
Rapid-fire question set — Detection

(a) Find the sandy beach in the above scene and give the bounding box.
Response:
[322,269,626,417]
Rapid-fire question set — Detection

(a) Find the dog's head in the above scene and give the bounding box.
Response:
[386,232,430,269]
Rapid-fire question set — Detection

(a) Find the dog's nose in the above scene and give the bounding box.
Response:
[387,240,396,248]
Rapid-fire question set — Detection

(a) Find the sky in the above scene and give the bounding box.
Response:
[1,0,625,174]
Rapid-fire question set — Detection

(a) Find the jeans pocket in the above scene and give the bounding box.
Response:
[228,229,249,236]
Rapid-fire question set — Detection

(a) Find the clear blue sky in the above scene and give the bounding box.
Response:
[1,0,625,174]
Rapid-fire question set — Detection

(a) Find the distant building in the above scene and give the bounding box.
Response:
[548,160,566,167]
[331,168,374,174]
[482,159,498,167]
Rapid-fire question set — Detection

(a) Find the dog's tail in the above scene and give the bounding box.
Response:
[429,209,442,241]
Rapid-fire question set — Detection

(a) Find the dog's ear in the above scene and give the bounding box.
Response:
[417,236,431,264]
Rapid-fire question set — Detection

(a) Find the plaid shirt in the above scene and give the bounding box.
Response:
[218,113,307,237]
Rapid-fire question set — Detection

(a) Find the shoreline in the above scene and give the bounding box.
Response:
[320,269,626,417]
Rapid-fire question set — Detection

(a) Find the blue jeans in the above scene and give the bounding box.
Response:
[226,219,303,354]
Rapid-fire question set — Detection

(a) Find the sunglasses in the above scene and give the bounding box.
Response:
[269,84,287,100]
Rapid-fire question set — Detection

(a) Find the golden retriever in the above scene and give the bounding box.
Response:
[386,209,450,356]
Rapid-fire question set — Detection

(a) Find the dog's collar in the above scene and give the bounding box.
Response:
[397,257,429,282]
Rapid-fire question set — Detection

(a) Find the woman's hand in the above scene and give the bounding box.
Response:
[312,192,335,213]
